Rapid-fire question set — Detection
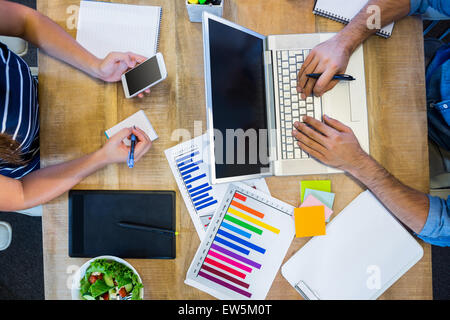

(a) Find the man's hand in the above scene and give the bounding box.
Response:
[100,127,152,165]
[297,35,352,99]
[291,115,368,172]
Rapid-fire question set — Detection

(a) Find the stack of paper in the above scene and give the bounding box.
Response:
[295,180,336,237]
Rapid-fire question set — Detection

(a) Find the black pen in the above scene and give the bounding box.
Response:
[117,221,179,236]
[306,73,355,81]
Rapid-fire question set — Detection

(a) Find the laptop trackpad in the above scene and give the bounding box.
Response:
[322,82,353,123]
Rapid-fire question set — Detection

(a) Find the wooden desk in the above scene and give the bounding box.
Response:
[37,0,432,299]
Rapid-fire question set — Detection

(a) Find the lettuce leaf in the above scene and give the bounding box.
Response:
[79,273,91,296]
[88,279,110,298]
[131,283,143,300]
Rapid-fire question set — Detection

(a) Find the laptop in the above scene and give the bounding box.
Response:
[202,13,369,184]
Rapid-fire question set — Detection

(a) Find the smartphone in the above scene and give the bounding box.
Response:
[121,52,167,98]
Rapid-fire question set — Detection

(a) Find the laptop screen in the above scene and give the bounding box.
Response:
[208,19,270,180]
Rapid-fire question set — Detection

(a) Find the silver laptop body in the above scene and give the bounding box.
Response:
[203,13,369,184]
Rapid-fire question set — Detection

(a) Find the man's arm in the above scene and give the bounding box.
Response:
[345,153,429,233]
[297,0,411,99]
[291,115,428,233]
[0,0,148,84]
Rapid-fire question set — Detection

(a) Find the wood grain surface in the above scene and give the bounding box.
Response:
[37,0,432,300]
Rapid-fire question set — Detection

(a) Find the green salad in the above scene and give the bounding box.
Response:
[79,259,143,300]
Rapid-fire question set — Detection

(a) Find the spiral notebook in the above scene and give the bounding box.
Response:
[313,0,395,38]
[76,0,162,59]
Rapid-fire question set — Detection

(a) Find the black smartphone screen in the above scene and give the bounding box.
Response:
[124,55,162,96]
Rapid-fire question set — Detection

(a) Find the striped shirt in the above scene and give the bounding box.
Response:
[0,42,40,179]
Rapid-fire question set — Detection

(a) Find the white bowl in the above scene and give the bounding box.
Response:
[71,255,144,300]
[0,221,12,251]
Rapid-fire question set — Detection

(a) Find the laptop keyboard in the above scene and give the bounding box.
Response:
[275,49,323,160]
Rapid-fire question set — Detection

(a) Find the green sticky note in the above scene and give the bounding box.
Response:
[300,180,331,202]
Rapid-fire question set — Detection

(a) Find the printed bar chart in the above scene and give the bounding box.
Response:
[185,183,295,300]
[175,148,218,218]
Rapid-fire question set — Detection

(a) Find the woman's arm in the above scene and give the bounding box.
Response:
[0,127,152,211]
[0,0,148,82]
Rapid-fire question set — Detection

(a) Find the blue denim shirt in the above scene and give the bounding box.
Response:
[408,0,450,247]
[409,0,450,17]
[417,196,450,246]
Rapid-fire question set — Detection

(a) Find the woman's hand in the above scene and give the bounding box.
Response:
[92,52,151,98]
[99,127,152,165]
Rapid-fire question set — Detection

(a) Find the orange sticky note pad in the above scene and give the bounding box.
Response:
[294,206,326,237]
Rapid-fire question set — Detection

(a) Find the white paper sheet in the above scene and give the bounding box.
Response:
[105,110,158,145]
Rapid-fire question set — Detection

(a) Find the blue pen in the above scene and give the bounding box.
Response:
[127,134,136,168]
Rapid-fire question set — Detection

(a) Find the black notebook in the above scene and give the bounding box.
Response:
[69,190,176,259]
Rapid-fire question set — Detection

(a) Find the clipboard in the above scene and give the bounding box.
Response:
[281,191,424,300]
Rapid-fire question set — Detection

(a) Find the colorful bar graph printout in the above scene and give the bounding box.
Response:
[186,183,294,300]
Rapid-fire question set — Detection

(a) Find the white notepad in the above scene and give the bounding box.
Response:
[313,0,395,38]
[76,1,162,59]
[105,110,158,145]
[282,190,423,300]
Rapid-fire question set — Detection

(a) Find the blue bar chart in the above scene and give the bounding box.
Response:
[165,135,219,239]
[175,148,218,217]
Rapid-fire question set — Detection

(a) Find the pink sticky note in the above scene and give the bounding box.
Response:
[300,194,333,221]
